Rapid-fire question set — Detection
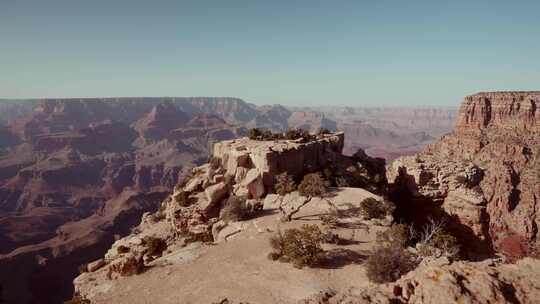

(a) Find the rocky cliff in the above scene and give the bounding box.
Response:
[388,91,540,258]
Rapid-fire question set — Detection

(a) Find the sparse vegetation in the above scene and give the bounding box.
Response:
[366,246,417,283]
[377,223,415,248]
[143,236,167,257]
[417,218,460,259]
[248,127,319,142]
[320,209,339,227]
[298,173,328,197]
[359,197,389,220]
[274,172,297,196]
[285,128,315,141]
[268,225,325,268]
[220,195,249,222]
[318,128,331,135]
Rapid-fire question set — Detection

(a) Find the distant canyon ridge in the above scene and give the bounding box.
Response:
[0,98,456,303]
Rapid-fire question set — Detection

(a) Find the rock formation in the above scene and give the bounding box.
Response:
[301,257,540,304]
[72,132,393,303]
[388,92,540,258]
[0,97,457,303]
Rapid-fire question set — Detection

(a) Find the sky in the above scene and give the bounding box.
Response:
[1,0,539,106]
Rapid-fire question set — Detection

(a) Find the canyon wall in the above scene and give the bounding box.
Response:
[388,91,540,258]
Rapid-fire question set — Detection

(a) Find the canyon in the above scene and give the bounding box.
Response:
[0,98,455,303]
[70,92,540,304]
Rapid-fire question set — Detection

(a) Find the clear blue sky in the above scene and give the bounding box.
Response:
[1,0,539,106]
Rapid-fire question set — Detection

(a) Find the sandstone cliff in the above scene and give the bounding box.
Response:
[388,91,540,258]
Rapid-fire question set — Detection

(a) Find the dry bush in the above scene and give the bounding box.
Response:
[298,173,328,197]
[275,173,297,196]
[360,197,389,219]
[285,128,315,141]
[366,246,417,283]
[320,209,339,227]
[248,128,263,140]
[143,236,167,257]
[377,223,416,248]
[220,195,248,222]
[417,218,460,259]
[268,225,325,268]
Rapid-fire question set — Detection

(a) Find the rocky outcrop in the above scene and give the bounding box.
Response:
[302,257,540,304]
[213,133,345,193]
[388,92,540,257]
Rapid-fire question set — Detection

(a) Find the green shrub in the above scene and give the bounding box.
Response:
[275,173,297,196]
[248,128,263,140]
[220,195,248,222]
[377,224,413,248]
[298,173,328,197]
[268,225,325,268]
[366,246,417,283]
[360,197,388,219]
[143,236,167,257]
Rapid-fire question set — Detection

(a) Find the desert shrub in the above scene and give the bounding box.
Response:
[64,297,91,304]
[174,190,191,207]
[248,128,263,140]
[377,223,415,248]
[285,128,302,140]
[360,197,389,219]
[321,230,341,244]
[320,209,339,227]
[261,129,274,140]
[275,173,297,196]
[417,218,460,259]
[298,173,328,197]
[268,225,325,268]
[318,128,331,135]
[366,246,417,283]
[117,245,130,254]
[220,195,248,222]
[143,236,167,257]
[285,128,315,141]
[209,157,222,170]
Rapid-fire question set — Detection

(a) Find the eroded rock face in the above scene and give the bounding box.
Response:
[388,92,540,257]
[303,257,540,304]
[213,133,345,194]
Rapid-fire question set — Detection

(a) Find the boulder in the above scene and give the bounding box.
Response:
[244,169,265,199]
[87,258,106,272]
[107,252,144,279]
[204,182,228,205]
